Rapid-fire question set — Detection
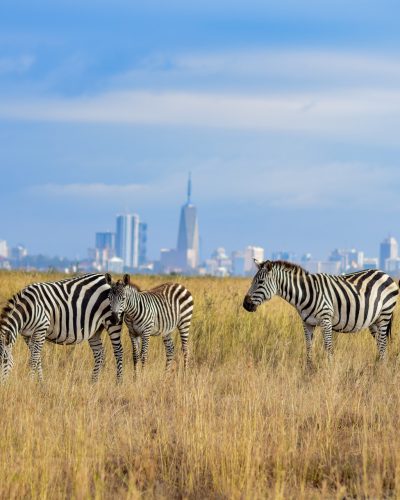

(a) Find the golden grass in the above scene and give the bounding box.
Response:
[1,271,400,499]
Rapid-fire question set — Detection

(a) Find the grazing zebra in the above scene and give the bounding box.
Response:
[243,260,399,365]
[0,273,123,382]
[106,273,193,372]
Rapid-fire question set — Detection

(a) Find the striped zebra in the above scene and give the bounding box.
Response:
[106,273,193,372]
[0,273,123,382]
[243,260,399,365]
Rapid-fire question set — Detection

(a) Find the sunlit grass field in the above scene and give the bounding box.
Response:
[1,271,400,498]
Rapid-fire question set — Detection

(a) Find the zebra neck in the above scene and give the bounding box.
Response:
[276,270,308,307]
[125,288,141,315]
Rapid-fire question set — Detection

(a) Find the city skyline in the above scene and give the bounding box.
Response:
[2,179,400,276]
[3,172,400,268]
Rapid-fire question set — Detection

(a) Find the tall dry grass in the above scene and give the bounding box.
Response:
[1,271,400,498]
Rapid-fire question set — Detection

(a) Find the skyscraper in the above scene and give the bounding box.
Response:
[95,232,115,252]
[379,236,398,271]
[138,222,148,266]
[94,231,115,269]
[115,213,140,269]
[176,174,200,271]
[244,246,265,274]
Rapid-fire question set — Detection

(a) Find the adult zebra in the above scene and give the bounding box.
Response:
[0,273,123,382]
[106,273,193,373]
[243,260,399,365]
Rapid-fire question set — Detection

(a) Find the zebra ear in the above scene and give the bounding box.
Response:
[254,258,262,270]
[123,274,130,286]
[105,273,112,285]
[264,260,273,271]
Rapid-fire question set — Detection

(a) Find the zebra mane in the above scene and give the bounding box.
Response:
[123,281,141,292]
[272,260,308,274]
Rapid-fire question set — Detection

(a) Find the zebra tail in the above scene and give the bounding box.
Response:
[386,314,393,339]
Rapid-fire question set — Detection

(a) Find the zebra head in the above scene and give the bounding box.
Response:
[243,259,276,312]
[105,273,130,322]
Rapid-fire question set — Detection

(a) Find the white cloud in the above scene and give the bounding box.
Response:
[27,162,400,211]
[1,87,400,144]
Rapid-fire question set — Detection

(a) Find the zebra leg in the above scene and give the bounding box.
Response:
[110,333,123,383]
[163,334,175,372]
[88,331,105,383]
[375,319,390,361]
[105,323,123,382]
[376,328,388,361]
[23,336,36,378]
[1,330,18,381]
[320,318,334,361]
[140,332,151,369]
[178,319,191,370]
[302,322,315,369]
[128,331,141,376]
[29,332,46,382]
[1,344,13,381]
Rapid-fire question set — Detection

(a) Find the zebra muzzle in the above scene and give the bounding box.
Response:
[243,296,257,312]
[111,312,121,323]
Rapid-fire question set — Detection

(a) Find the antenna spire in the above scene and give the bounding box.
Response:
[187,172,192,204]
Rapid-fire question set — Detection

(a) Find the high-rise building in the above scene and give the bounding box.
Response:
[95,232,115,252]
[231,250,245,276]
[0,240,8,258]
[115,213,140,269]
[176,174,200,271]
[106,256,124,274]
[329,248,364,273]
[10,244,28,261]
[302,260,341,274]
[95,231,115,269]
[244,246,264,274]
[138,222,148,266]
[379,236,398,271]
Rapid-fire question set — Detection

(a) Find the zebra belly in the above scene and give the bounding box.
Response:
[154,311,178,335]
[126,315,176,337]
[45,324,96,344]
[332,310,380,333]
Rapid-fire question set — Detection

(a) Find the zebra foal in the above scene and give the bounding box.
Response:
[0,274,123,381]
[243,260,399,365]
[106,273,193,373]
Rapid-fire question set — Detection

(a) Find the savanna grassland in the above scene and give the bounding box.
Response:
[1,272,400,499]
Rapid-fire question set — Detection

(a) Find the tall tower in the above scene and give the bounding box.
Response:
[115,213,140,269]
[379,236,398,271]
[176,173,200,271]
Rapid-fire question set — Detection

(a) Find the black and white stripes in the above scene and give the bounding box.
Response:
[243,260,399,364]
[0,273,123,381]
[106,273,193,372]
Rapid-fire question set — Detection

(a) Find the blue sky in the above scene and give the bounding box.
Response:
[1,0,400,260]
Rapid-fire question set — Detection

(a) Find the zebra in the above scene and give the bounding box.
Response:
[243,260,399,365]
[106,273,193,373]
[0,273,123,382]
